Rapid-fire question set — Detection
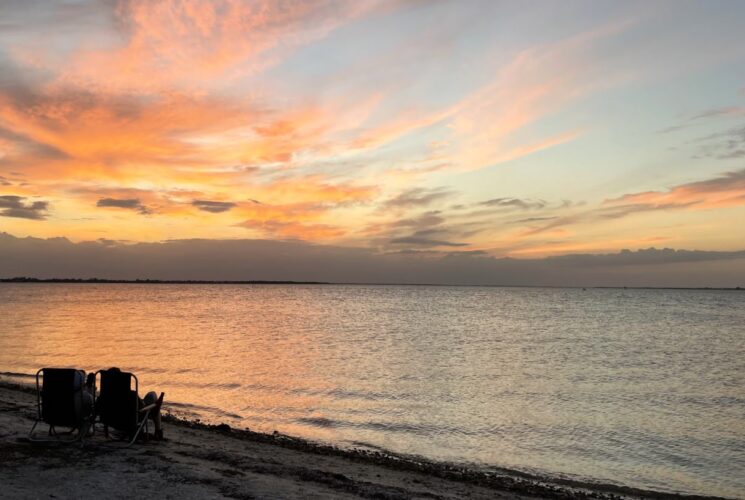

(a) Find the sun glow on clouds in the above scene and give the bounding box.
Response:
[1,0,744,258]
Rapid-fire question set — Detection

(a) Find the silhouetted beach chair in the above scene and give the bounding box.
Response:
[95,368,163,446]
[29,367,93,444]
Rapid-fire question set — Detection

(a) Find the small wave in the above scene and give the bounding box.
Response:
[297,417,338,428]
[357,420,485,437]
[294,416,486,437]
[166,400,242,420]
[162,380,243,390]
[347,440,392,453]
[288,385,416,402]
[120,366,170,375]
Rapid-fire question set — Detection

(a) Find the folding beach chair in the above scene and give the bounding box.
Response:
[95,368,163,446]
[28,367,92,444]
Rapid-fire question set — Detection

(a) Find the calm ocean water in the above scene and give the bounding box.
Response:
[0,284,743,497]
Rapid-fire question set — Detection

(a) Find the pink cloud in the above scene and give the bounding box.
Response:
[605,169,745,211]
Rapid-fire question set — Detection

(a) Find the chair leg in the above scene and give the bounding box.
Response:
[78,417,92,447]
[28,419,39,440]
[29,422,82,443]
[126,410,151,447]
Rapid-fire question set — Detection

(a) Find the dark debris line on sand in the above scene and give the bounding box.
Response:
[168,416,732,500]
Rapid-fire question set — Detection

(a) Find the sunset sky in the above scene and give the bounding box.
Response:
[1,0,744,283]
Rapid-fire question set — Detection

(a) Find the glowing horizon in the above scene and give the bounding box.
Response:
[1,0,744,260]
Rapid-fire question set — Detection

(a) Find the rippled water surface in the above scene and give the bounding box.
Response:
[0,284,743,497]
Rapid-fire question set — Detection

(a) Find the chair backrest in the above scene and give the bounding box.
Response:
[39,368,84,428]
[97,369,139,432]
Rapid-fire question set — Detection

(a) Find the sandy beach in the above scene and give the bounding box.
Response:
[1,381,723,500]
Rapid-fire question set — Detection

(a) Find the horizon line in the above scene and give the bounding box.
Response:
[1,277,742,291]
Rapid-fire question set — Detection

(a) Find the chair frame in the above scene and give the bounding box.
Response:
[28,368,92,445]
[94,369,163,446]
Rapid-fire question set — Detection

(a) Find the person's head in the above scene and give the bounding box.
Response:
[108,367,121,373]
[86,372,95,388]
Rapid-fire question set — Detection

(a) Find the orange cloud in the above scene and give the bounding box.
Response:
[238,219,345,240]
[234,201,344,240]
[0,90,259,178]
[442,21,636,172]
[259,176,377,205]
[507,235,674,257]
[55,0,378,93]
[227,175,377,240]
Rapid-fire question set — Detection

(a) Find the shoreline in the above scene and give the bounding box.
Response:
[0,380,729,500]
[0,279,743,291]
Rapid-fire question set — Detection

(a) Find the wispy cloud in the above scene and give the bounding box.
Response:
[382,188,455,209]
[390,236,468,248]
[689,106,745,121]
[96,197,151,215]
[605,168,745,211]
[658,105,745,134]
[233,200,346,240]
[52,0,381,93]
[479,198,546,210]
[192,200,237,213]
[512,168,745,243]
[441,22,633,171]
[691,125,745,160]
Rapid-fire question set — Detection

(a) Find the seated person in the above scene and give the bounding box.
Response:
[142,390,164,441]
[71,370,94,435]
[82,372,95,414]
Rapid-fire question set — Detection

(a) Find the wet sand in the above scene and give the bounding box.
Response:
[0,382,721,499]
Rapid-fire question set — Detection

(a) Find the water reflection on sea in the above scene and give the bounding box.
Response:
[0,284,743,497]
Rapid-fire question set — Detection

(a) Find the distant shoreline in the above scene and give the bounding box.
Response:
[0,277,742,291]
[0,277,329,285]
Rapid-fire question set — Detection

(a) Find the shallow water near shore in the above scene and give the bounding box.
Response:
[0,283,743,497]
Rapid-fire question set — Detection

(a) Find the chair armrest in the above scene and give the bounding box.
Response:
[138,392,165,413]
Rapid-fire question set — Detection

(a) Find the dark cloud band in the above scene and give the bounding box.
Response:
[96,198,151,215]
[0,195,49,220]
[192,200,237,213]
[1,232,744,287]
